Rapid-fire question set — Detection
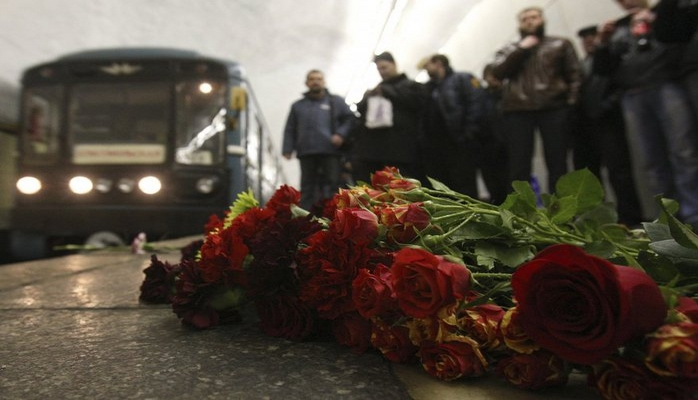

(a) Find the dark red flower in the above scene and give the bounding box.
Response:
[371,166,402,189]
[332,312,373,354]
[255,294,316,341]
[418,339,487,381]
[496,350,569,390]
[677,296,698,323]
[371,317,418,363]
[512,244,667,365]
[331,207,379,245]
[379,202,431,243]
[645,322,698,380]
[296,230,377,319]
[170,259,240,329]
[179,239,203,263]
[265,184,301,214]
[391,247,471,318]
[351,265,398,319]
[589,356,694,400]
[139,255,180,304]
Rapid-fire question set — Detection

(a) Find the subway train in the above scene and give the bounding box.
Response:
[0,78,19,262]
[8,48,286,260]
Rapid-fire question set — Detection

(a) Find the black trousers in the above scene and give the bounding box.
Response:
[571,107,644,225]
[501,108,570,193]
[298,154,342,210]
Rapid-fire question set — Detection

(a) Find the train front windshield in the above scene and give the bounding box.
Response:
[21,79,227,166]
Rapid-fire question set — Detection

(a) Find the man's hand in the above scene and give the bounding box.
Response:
[597,20,617,45]
[519,35,540,49]
[331,134,344,148]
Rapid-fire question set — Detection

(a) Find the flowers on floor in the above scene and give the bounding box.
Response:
[140,167,698,398]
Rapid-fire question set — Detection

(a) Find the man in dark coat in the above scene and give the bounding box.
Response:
[353,52,426,183]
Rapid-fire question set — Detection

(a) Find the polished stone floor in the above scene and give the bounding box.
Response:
[0,237,597,399]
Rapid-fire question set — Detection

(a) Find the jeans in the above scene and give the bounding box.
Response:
[298,154,342,210]
[501,108,570,193]
[621,81,698,224]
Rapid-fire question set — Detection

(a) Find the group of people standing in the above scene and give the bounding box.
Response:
[282,0,698,230]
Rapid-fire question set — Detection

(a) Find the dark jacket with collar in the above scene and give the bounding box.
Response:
[593,12,684,91]
[423,68,485,143]
[282,90,355,158]
[355,73,425,163]
[491,35,581,112]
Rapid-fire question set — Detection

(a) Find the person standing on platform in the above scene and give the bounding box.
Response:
[490,6,581,193]
[282,69,355,210]
[571,25,644,226]
[353,52,426,184]
[480,64,512,204]
[420,54,485,198]
[594,0,698,229]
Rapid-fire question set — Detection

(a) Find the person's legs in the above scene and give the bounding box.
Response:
[622,89,675,220]
[319,155,343,198]
[597,107,644,225]
[298,155,321,210]
[537,107,570,192]
[657,82,698,225]
[501,111,537,190]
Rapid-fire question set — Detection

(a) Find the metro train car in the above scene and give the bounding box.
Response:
[10,48,286,259]
[0,78,19,261]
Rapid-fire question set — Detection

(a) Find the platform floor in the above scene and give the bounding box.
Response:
[0,237,598,399]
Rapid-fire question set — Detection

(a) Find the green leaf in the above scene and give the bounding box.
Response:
[512,180,538,206]
[500,181,538,220]
[474,241,536,268]
[643,222,673,242]
[583,240,617,259]
[427,177,455,193]
[554,169,605,212]
[656,196,698,251]
[548,195,578,225]
[649,239,698,262]
[638,250,681,284]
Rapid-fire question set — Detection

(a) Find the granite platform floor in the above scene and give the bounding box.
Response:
[0,237,599,400]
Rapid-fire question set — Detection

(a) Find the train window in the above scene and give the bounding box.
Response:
[70,82,169,164]
[21,86,62,165]
[175,80,226,165]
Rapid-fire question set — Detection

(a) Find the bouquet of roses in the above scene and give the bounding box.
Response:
[140,166,698,399]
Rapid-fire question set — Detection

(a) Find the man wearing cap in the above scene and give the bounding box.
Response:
[571,25,643,226]
[353,52,426,183]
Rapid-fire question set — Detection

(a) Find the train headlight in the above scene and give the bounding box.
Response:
[16,176,42,195]
[117,178,136,193]
[138,176,161,195]
[195,176,219,194]
[95,178,113,193]
[69,176,93,194]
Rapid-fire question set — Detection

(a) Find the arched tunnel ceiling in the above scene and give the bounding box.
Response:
[0,0,628,185]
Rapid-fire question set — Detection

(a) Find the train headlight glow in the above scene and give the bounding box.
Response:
[69,176,93,194]
[199,82,213,94]
[95,178,113,193]
[195,177,218,194]
[138,176,161,195]
[16,176,42,195]
[117,178,136,193]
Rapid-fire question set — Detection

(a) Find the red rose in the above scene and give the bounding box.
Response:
[418,339,487,381]
[589,357,692,400]
[645,322,698,379]
[499,307,540,354]
[255,294,315,341]
[512,244,667,365]
[371,166,402,188]
[379,203,431,243]
[677,296,698,323]
[351,265,398,318]
[391,247,471,318]
[331,208,379,245]
[371,317,418,363]
[496,350,569,390]
[332,312,373,354]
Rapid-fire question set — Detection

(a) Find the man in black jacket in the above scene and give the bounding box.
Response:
[354,52,426,184]
[491,6,581,193]
[421,54,498,200]
[594,0,698,228]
